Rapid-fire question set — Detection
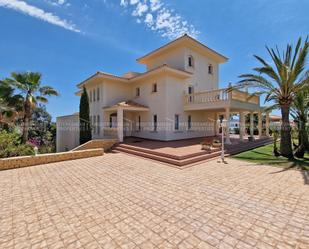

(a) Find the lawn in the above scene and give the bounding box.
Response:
[232,144,309,170]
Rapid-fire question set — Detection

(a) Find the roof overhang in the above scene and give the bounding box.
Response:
[76,65,191,89]
[137,34,228,65]
[131,64,192,82]
[103,101,150,112]
[104,106,149,112]
[77,71,128,89]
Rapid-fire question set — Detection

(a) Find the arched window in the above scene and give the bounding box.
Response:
[188,56,194,68]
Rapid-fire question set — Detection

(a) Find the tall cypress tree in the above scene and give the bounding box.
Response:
[79,87,92,144]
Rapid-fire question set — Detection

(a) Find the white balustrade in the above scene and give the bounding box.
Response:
[184,88,259,106]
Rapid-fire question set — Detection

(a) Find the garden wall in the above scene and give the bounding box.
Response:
[0,149,103,171]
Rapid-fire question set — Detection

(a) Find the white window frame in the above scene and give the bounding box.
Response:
[152,83,157,93]
[188,115,192,130]
[153,115,157,132]
[97,115,100,134]
[175,114,180,131]
[93,89,96,102]
[93,115,96,134]
[138,115,141,131]
[97,87,100,101]
[208,64,214,74]
[136,87,140,97]
[188,55,194,68]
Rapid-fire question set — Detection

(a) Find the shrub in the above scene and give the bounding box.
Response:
[0,130,34,158]
[39,144,55,154]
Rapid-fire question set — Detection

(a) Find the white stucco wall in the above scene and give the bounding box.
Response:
[128,76,169,140]
[146,47,186,71]
[86,80,132,139]
[144,46,219,92]
[184,48,219,91]
[56,114,79,152]
[164,76,216,140]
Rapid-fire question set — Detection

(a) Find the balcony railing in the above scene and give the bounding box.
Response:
[184,88,259,106]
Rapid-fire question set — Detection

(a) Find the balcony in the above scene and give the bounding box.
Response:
[183,88,260,111]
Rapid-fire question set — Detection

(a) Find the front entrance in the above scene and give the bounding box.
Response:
[124,118,133,137]
[109,113,134,138]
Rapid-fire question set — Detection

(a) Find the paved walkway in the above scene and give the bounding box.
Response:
[0,154,308,249]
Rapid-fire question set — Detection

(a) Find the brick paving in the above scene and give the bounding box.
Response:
[0,154,308,249]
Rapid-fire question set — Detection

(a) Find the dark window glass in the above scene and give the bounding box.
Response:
[152,83,157,93]
[136,87,140,97]
[208,64,213,74]
[175,115,179,130]
[153,115,157,131]
[188,56,194,67]
[97,88,100,101]
[138,116,141,131]
[188,115,192,130]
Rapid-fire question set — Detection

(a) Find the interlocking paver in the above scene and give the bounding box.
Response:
[0,153,308,249]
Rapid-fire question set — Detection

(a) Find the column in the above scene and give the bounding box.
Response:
[225,108,231,144]
[258,110,262,139]
[117,107,124,142]
[265,112,270,137]
[250,112,254,137]
[101,111,106,138]
[239,112,245,142]
[215,112,219,136]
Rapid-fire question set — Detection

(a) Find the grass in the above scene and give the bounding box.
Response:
[232,143,309,170]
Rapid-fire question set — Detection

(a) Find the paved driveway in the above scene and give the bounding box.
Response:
[0,154,308,249]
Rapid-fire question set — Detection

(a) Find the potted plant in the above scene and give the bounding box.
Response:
[201,142,211,151]
[201,140,212,151]
[212,139,222,148]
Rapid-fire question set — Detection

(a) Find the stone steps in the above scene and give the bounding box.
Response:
[113,146,222,167]
[112,137,273,167]
[115,143,221,160]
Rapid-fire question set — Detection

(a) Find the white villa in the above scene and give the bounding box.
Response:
[57,35,270,152]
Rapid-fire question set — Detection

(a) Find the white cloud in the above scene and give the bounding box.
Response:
[130,0,139,5]
[42,0,70,8]
[0,0,79,32]
[150,0,162,12]
[145,13,153,26]
[119,0,199,40]
[132,2,148,17]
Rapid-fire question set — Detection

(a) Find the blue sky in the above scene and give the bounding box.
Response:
[0,0,308,120]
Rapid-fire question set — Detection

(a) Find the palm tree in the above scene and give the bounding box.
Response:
[0,81,23,124]
[291,90,309,157]
[233,37,309,159]
[4,72,59,143]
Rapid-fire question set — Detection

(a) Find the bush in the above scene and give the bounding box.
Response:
[39,144,55,154]
[0,130,34,158]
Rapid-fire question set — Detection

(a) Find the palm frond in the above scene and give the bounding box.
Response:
[36,96,48,104]
[39,86,59,96]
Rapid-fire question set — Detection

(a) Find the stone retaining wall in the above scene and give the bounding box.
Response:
[0,149,104,171]
[73,139,118,152]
